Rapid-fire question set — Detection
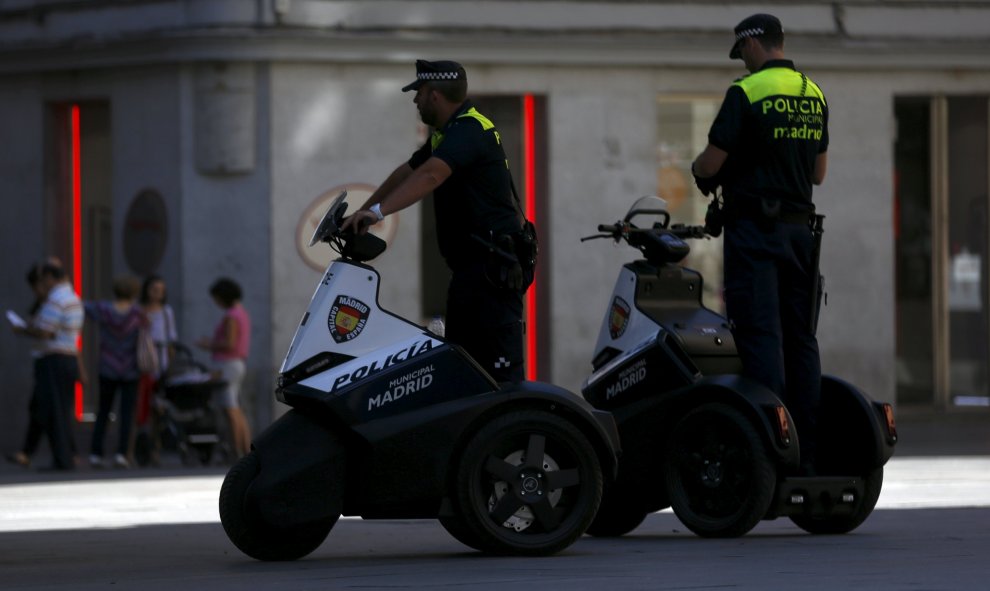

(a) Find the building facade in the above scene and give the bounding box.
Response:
[1,0,989,451]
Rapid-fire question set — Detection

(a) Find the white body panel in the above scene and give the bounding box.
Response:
[583,266,661,390]
[298,334,441,395]
[280,259,431,374]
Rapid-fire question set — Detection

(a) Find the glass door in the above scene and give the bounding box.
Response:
[946,97,989,406]
[894,97,934,406]
[895,95,990,409]
[657,96,724,313]
[47,101,113,420]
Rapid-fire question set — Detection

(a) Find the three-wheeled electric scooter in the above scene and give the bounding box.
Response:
[580,196,897,538]
[219,192,620,560]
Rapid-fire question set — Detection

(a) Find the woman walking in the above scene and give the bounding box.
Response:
[86,275,147,469]
[135,275,177,465]
[197,278,252,459]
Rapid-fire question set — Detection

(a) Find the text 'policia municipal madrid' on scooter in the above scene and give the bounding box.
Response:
[219,191,620,561]
[579,196,897,539]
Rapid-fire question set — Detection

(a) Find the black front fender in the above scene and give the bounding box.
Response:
[248,410,346,527]
[678,374,801,468]
[818,375,896,471]
[491,381,622,480]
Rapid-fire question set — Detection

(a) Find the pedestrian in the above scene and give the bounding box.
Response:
[691,14,829,475]
[342,59,537,382]
[85,275,147,469]
[134,275,178,465]
[139,275,178,380]
[196,277,251,458]
[6,261,84,470]
[4,264,56,468]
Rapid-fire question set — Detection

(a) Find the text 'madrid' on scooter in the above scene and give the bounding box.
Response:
[578,196,897,539]
[219,191,620,560]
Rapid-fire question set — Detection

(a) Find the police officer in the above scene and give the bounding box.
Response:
[344,60,532,383]
[692,14,829,474]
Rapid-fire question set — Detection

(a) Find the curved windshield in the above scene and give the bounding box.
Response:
[624,195,670,226]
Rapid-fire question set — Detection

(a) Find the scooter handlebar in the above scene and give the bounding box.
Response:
[583,222,708,245]
[580,222,625,242]
[669,224,708,240]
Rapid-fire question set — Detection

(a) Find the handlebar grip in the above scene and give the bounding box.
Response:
[598,224,618,233]
[669,224,708,239]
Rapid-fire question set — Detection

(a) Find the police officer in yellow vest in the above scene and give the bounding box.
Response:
[692,15,829,475]
[344,60,533,383]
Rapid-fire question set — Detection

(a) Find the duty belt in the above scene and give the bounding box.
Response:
[726,197,814,225]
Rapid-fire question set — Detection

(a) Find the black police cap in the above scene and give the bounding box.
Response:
[729,13,784,59]
[401,60,467,92]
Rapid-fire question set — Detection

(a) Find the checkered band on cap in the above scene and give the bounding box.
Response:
[736,27,765,40]
[402,59,467,91]
[418,71,461,81]
[730,14,782,58]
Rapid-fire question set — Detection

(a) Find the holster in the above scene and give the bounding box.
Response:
[472,221,538,292]
[809,214,826,334]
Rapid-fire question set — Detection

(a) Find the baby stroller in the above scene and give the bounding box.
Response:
[136,343,229,466]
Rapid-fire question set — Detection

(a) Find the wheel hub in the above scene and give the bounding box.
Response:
[489,450,563,532]
[521,474,541,494]
[701,459,723,488]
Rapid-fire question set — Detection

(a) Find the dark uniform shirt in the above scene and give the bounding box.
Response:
[408,100,520,268]
[708,59,829,212]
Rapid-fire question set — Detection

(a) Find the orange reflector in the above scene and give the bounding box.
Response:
[882,403,898,442]
[774,406,791,446]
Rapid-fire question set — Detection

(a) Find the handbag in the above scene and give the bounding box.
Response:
[136,327,160,376]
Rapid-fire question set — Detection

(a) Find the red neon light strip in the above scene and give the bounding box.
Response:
[523,95,537,381]
[71,105,83,420]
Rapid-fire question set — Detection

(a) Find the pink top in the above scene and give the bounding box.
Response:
[212,303,251,361]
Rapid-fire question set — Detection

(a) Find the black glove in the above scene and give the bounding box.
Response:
[704,197,724,238]
[692,164,720,197]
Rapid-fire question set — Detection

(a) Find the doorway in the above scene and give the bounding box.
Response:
[419,94,549,380]
[47,101,113,419]
[894,95,990,409]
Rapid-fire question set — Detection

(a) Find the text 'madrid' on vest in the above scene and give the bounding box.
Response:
[735,65,827,143]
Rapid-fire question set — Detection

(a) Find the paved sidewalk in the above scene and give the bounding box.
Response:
[2,405,987,484]
[1,408,987,591]
[1,455,987,534]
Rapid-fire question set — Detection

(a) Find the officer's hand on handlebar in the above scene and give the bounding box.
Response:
[693,173,720,197]
[691,164,720,197]
[341,210,378,235]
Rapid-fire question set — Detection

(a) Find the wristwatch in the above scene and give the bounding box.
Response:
[369,203,385,221]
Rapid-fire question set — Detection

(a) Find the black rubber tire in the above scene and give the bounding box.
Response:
[453,410,603,556]
[664,403,776,538]
[790,466,884,534]
[219,452,338,561]
[584,488,649,537]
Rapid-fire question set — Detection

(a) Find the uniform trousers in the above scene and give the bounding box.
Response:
[445,263,525,384]
[723,217,821,466]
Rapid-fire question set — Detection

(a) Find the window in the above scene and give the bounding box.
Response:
[894,95,990,408]
[657,96,724,312]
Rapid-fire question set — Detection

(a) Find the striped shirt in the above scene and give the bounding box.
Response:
[34,282,83,356]
[85,301,147,381]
